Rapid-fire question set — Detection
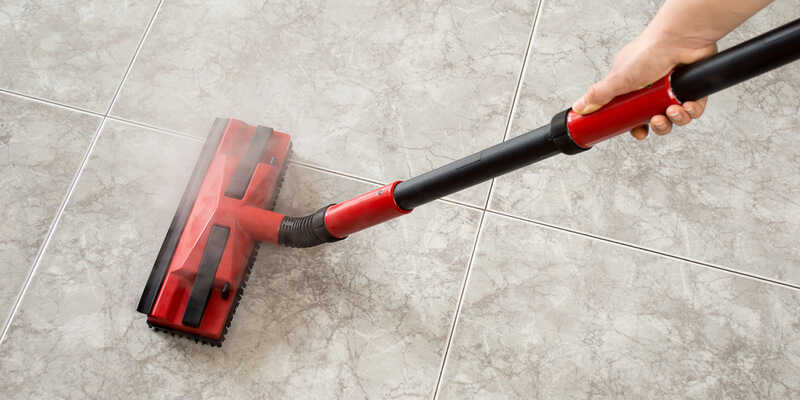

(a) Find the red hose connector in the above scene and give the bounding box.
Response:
[324,181,411,238]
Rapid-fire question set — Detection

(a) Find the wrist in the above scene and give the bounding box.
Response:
[639,24,716,64]
[636,27,684,65]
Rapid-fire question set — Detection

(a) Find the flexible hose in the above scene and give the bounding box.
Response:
[277,205,343,248]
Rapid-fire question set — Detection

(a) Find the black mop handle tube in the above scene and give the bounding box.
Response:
[392,17,800,211]
[393,124,563,210]
[671,17,800,101]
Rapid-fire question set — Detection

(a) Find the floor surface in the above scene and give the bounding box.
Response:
[1,1,799,399]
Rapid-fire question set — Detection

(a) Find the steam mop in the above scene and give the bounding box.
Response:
[137,18,800,346]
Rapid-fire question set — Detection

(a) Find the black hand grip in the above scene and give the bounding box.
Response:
[671,17,800,102]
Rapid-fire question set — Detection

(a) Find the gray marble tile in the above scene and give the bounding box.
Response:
[490,0,800,283]
[0,93,99,332]
[0,0,159,112]
[111,0,539,206]
[438,213,800,399]
[0,119,482,399]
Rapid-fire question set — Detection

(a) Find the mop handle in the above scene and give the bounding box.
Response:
[315,17,800,240]
[388,17,800,211]
[566,17,800,148]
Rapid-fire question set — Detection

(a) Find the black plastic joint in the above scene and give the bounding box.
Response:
[277,205,344,248]
[549,108,590,155]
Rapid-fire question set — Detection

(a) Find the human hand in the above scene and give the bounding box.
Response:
[572,30,717,140]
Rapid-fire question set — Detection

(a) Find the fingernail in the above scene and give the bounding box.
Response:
[667,109,681,120]
[582,103,602,114]
[572,98,586,113]
[572,97,602,114]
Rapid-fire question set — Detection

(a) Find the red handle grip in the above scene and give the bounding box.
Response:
[566,75,680,148]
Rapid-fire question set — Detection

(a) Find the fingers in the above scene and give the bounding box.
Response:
[665,105,691,126]
[630,125,648,140]
[650,115,672,135]
[682,97,708,119]
[573,74,637,115]
[572,83,606,115]
[633,98,710,141]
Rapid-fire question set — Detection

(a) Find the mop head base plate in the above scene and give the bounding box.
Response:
[136,118,290,345]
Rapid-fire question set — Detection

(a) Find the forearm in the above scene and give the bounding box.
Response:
[643,0,773,49]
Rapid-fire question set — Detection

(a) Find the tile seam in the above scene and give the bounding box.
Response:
[486,208,800,291]
[106,116,203,142]
[0,88,104,118]
[432,1,546,398]
[431,210,487,400]
[0,0,166,345]
[484,0,545,218]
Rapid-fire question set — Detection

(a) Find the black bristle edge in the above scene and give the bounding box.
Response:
[147,243,258,347]
[267,144,291,211]
[146,145,290,347]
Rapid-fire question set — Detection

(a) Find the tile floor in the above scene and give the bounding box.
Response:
[1,1,798,399]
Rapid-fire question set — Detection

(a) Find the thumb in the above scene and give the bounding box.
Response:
[572,74,638,115]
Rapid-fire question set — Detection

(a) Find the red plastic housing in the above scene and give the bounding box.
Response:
[324,181,410,238]
[566,75,680,148]
[147,120,290,341]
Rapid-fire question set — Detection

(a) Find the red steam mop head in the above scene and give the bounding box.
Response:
[136,118,290,346]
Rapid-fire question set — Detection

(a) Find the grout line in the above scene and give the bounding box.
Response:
[501,0,542,143]
[0,0,165,345]
[107,116,203,142]
[432,209,487,400]
[0,86,206,143]
[288,160,385,186]
[0,119,106,344]
[433,3,545,397]
[3,82,481,207]
[101,1,165,117]
[438,197,484,212]
[290,161,486,212]
[486,208,800,291]
[483,0,544,216]
[276,149,800,297]
[0,88,104,118]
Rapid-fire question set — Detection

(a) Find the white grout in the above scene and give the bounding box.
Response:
[289,161,487,211]
[0,88,104,118]
[0,87,203,142]
[479,0,545,227]
[293,158,800,293]
[0,0,166,345]
[288,159,385,186]
[437,197,484,212]
[103,2,165,118]
[107,115,204,142]
[486,208,800,291]
[501,0,543,144]
[432,1,546,398]
[431,210,487,399]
